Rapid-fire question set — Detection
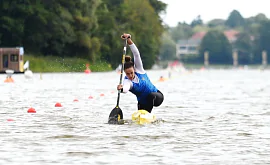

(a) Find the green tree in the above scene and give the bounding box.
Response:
[159,32,176,61]
[192,25,209,33]
[148,0,167,15]
[0,0,33,46]
[253,20,270,63]
[120,0,165,69]
[245,14,268,37]
[191,15,203,28]
[95,0,129,68]
[225,10,245,28]
[0,0,166,68]
[208,19,225,28]
[233,32,253,64]
[199,30,232,64]
[169,22,193,42]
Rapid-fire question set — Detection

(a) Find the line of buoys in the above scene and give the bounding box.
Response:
[20,91,116,115]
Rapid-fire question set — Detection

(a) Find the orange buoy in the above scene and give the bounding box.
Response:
[55,102,62,107]
[158,76,166,82]
[84,69,91,74]
[84,63,91,74]
[7,119,14,121]
[4,77,14,83]
[88,96,93,99]
[73,99,79,102]
[100,93,105,96]
[27,107,36,113]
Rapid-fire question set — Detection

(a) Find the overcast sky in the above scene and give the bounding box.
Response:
[159,0,270,27]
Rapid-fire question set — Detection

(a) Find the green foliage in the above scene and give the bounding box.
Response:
[253,20,270,63]
[225,10,245,28]
[0,0,166,70]
[2,2,270,67]
[159,32,176,61]
[207,19,225,28]
[191,15,203,28]
[169,22,193,42]
[199,30,232,64]
[163,9,270,65]
[148,0,167,15]
[233,32,253,64]
[192,25,209,33]
[120,0,165,69]
[24,55,112,72]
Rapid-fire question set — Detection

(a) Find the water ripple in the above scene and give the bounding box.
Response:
[0,70,270,164]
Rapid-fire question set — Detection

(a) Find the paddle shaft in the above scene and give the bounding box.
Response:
[116,38,128,107]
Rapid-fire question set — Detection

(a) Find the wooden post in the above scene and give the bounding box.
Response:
[204,51,209,67]
[262,50,267,67]
[233,51,238,68]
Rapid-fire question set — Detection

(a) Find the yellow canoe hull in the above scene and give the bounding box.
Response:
[131,110,156,125]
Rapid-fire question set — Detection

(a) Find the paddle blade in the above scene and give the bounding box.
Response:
[108,107,123,124]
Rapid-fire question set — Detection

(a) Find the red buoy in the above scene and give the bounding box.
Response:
[27,107,36,113]
[84,63,91,74]
[55,102,62,107]
[84,69,91,74]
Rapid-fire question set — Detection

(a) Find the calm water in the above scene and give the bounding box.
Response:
[0,69,269,165]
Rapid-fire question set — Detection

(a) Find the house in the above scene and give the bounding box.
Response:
[176,30,239,59]
[176,39,200,59]
[0,47,24,73]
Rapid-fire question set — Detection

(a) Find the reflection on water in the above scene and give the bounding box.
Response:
[0,69,270,165]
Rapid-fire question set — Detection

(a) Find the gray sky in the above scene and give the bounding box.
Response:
[160,0,270,27]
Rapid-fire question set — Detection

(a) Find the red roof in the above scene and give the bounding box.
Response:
[190,30,239,41]
[190,32,207,40]
[224,30,239,41]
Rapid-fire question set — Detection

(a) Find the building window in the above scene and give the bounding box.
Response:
[188,46,197,51]
[179,46,186,50]
[10,54,18,62]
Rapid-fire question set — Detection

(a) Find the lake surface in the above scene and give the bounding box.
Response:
[0,68,269,165]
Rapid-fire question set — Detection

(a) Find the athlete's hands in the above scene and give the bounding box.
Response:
[121,33,131,39]
[117,84,123,90]
[121,33,133,45]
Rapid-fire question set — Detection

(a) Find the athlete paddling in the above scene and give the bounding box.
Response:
[117,33,164,113]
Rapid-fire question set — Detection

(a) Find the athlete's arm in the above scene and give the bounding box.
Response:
[117,79,132,93]
[129,43,145,74]
[122,33,145,74]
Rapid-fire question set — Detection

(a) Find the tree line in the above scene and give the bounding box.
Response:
[0,0,166,69]
[160,10,270,65]
[2,1,270,68]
